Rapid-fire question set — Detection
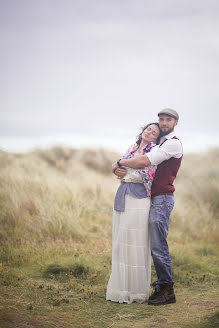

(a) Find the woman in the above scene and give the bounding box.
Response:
[106,123,161,304]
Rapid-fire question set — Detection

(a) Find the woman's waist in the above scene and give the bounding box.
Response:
[122,169,143,183]
[121,178,144,184]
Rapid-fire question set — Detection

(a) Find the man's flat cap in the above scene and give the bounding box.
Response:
[158,108,179,120]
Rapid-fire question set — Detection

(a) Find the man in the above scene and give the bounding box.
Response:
[112,108,183,306]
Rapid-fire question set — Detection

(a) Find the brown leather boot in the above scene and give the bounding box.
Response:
[148,284,176,305]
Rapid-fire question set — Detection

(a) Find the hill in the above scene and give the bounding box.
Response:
[0,146,218,328]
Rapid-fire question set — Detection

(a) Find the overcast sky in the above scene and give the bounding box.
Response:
[0,0,219,153]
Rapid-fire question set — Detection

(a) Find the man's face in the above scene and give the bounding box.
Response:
[158,114,178,136]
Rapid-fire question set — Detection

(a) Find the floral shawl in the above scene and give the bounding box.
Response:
[122,142,157,198]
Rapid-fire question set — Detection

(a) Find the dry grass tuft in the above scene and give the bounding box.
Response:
[36,146,77,172]
[81,148,118,174]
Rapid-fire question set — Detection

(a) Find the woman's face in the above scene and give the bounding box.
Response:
[141,124,160,144]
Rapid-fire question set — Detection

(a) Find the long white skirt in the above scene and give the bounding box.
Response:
[106,194,151,304]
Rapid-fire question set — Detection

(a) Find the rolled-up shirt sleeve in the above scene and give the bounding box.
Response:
[146,139,183,166]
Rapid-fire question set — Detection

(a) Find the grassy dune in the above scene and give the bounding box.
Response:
[0,146,218,328]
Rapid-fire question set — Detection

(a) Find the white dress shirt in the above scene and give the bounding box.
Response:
[146,131,183,166]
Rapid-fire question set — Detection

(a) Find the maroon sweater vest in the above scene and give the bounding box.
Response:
[151,136,182,198]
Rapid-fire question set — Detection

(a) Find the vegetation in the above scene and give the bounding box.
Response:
[0,146,218,328]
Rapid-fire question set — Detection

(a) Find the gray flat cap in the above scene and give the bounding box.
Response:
[158,108,179,120]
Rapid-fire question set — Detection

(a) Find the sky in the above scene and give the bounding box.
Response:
[0,0,219,153]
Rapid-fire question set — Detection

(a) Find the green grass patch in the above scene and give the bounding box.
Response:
[43,262,91,280]
[184,311,219,328]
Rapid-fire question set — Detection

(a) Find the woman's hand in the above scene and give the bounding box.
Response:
[112,162,118,173]
[112,162,127,177]
[115,167,127,178]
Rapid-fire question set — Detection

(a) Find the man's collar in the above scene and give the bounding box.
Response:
[160,131,175,142]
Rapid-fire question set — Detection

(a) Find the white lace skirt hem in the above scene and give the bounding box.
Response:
[106,194,151,304]
[106,287,148,304]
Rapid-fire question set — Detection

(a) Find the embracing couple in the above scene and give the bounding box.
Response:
[106,108,183,306]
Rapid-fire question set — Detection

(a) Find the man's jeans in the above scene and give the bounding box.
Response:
[149,195,175,285]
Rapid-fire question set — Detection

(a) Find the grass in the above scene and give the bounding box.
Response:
[0,146,219,328]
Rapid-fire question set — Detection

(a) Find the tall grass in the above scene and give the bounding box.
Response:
[1,147,218,249]
[172,149,219,244]
[0,148,116,242]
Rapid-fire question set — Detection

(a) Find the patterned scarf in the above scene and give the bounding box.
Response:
[122,142,157,198]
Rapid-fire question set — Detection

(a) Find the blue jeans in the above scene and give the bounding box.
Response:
[149,195,174,285]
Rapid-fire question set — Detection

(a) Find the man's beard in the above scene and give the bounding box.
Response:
[160,126,175,137]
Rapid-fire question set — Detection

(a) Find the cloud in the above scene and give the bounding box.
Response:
[0,0,219,144]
